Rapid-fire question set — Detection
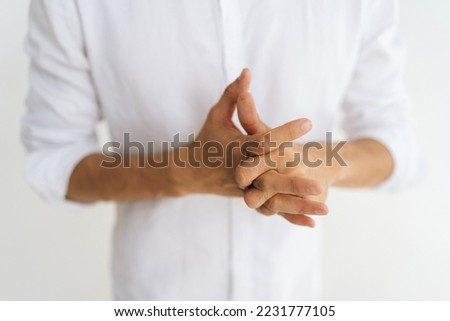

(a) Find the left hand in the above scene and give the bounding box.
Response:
[235,92,338,227]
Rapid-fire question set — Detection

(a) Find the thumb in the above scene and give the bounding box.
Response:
[214,68,251,119]
[237,91,270,135]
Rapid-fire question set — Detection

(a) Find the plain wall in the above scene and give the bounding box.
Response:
[1,0,449,300]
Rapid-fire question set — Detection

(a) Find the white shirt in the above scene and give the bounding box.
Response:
[22,0,423,300]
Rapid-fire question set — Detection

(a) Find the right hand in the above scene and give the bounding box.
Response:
[183,69,312,197]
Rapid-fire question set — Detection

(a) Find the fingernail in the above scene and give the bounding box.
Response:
[316,207,328,215]
[300,119,311,131]
[307,187,320,195]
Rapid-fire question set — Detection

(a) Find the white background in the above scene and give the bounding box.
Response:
[1,0,449,300]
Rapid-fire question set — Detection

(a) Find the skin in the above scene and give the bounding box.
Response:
[234,90,393,227]
[67,69,393,227]
[67,69,311,200]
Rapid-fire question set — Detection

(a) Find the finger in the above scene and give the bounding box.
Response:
[236,144,303,187]
[244,185,273,209]
[244,171,323,208]
[214,68,251,120]
[254,172,323,196]
[235,150,280,188]
[279,213,316,228]
[244,118,312,156]
[256,204,277,216]
[255,206,316,228]
[237,91,270,135]
[264,194,328,216]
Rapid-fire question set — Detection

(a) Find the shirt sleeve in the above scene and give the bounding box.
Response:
[341,0,425,190]
[21,0,100,204]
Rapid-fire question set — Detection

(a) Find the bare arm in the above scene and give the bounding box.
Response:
[65,70,254,203]
[332,138,393,188]
[66,152,190,202]
[66,69,311,203]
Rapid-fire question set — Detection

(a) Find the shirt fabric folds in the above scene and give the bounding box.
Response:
[22,0,423,300]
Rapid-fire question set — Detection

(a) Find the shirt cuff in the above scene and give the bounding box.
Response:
[24,141,100,208]
[349,127,426,192]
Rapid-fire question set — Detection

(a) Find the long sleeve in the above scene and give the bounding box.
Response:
[341,0,425,190]
[21,0,100,203]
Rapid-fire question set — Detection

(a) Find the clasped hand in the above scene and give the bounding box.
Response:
[191,69,333,227]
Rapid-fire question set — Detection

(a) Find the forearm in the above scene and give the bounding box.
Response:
[66,150,192,203]
[331,138,394,188]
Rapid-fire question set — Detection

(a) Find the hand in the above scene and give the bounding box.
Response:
[183,69,311,197]
[235,92,336,227]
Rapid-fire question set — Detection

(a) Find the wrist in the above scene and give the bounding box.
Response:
[166,148,191,197]
[166,146,200,197]
[138,150,193,198]
[329,160,345,186]
[325,143,347,186]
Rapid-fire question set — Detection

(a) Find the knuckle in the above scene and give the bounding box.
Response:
[255,176,271,192]
[257,206,272,216]
[244,191,258,209]
[287,124,297,141]
[291,199,306,214]
[243,192,252,207]
[235,166,249,186]
[265,196,277,212]
[290,178,301,195]
[223,84,236,98]
[261,204,276,216]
